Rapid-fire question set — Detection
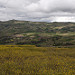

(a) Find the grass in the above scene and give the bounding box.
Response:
[56,32,75,36]
[22,32,75,37]
[0,45,75,75]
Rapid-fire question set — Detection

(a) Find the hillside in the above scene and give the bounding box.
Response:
[0,20,75,47]
[0,45,75,75]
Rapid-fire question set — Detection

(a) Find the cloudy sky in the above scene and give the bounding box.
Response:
[0,0,75,22]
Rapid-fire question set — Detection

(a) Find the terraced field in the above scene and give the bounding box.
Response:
[0,45,75,75]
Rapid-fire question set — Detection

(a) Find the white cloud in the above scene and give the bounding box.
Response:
[0,0,75,22]
[51,16,75,22]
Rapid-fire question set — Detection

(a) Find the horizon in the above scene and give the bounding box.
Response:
[0,19,75,23]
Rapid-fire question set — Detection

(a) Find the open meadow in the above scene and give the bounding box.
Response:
[0,45,75,75]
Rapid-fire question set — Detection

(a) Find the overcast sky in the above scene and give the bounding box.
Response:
[0,0,75,22]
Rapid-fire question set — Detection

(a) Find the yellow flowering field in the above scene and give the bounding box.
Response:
[0,45,75,75]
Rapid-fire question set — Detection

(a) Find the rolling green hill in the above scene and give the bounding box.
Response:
[0,20,75,47]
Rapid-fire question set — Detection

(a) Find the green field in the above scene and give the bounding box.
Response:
[0,45,75,75]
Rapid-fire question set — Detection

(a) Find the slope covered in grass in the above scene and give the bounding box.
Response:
[0,45,75,75]
[0,20,75,47]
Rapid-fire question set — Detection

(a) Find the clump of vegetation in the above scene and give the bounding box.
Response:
[0,45,75,75]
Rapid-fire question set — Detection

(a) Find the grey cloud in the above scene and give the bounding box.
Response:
[0,0,75,22]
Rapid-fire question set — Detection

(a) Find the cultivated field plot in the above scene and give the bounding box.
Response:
[0,45,75,75]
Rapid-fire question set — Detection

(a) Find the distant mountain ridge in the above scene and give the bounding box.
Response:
[0,20,75,47]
